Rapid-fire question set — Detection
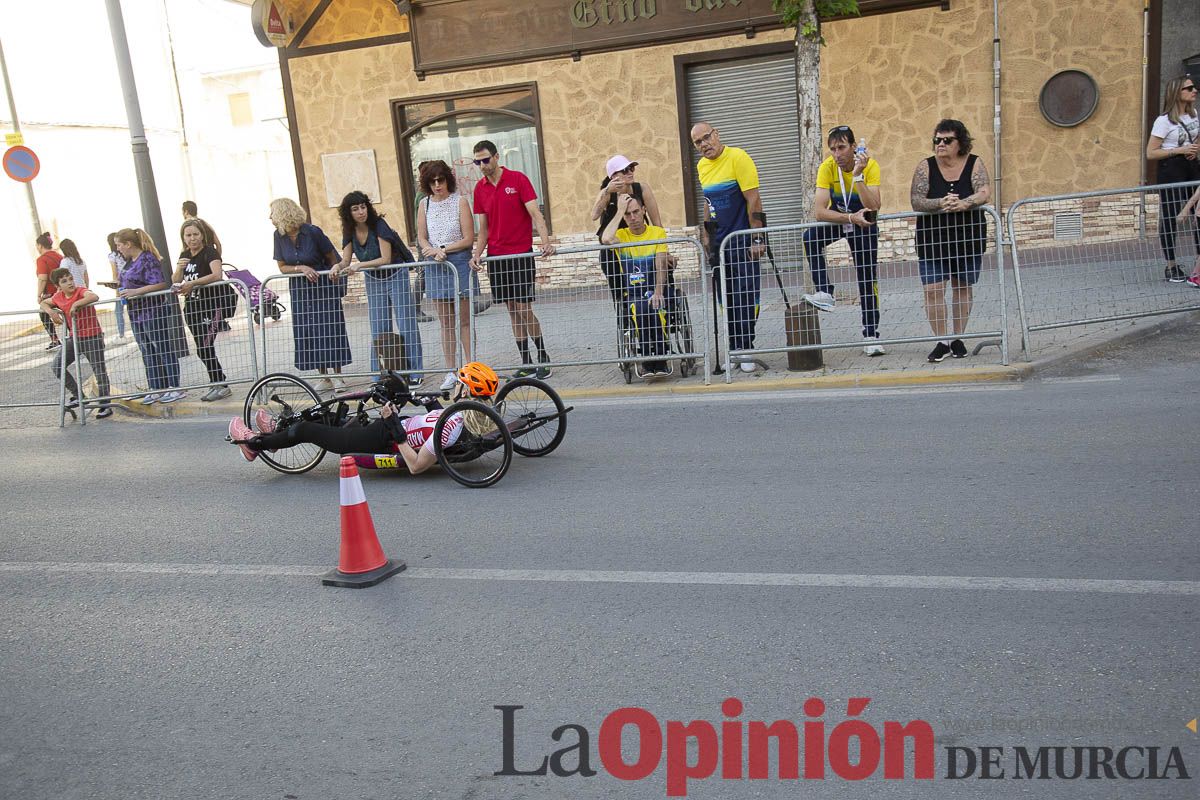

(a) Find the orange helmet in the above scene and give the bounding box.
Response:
[456,362,499,398]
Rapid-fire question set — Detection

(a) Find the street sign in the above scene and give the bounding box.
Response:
[2,145,39,182]
[4,132,23,146]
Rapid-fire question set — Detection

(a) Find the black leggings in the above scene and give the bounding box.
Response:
[184,295,226,383]
[254,418,394,455]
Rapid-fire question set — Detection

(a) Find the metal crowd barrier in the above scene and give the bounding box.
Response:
[1007,180,1200,358]
[715,206,1009,381]
[259,261,466,391]
[62,278,259,426]
[0,307,69,411]
[479,237,711,382]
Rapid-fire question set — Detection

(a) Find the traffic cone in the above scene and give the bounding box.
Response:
[322,456,406,588]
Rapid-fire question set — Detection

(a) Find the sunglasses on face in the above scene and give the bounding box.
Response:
[933,136,957,145]
[430,176,447,184]
[692,131,715,147]
[473,156,493,165]
[1183,85,1198,92]
[617,166,635,175]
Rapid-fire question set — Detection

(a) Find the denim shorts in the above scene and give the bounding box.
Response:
[425,249,471,299]
[919,255,982,286]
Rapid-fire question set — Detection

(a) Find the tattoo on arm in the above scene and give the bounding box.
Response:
[910,161,941,212]
[970,160,991,204]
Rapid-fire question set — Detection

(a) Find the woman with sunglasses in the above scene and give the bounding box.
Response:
[591,155,662,305]
[910,119,991,363]
[1146,75,1200,283]
[416,159,476,391]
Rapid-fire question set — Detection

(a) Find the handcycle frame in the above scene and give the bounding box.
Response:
[239,371,571,488]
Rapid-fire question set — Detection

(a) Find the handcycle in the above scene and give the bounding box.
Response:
[238,370,570,488]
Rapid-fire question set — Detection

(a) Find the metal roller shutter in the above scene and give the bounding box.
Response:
[686,53,804,228]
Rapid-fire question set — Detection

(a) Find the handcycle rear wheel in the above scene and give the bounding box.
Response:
[242,373,326,475]
[494,377,567,457]
[434,400,513,488]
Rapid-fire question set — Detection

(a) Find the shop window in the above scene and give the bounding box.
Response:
[392,84,550,237]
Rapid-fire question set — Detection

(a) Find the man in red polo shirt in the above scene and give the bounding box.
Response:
[468,139,556,379]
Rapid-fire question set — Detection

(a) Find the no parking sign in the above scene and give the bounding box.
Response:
[3,145,40,182]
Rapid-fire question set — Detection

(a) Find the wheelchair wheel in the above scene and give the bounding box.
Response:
[270,303,284,322]
[252,307,261,325]
[434,400,512,488]
[242,373,326,475]
[494,377,567,457]
[618,330,634,384]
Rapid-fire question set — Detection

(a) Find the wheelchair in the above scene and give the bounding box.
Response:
[613,286,697,384]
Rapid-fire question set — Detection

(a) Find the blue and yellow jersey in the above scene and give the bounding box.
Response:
[615,225,668,293]
[697,146,759,246]
[816,155,880,213]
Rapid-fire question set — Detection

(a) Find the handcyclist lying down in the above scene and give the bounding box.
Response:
[227,362,500,474]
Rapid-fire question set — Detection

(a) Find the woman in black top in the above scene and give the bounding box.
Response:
[174,218,231,401]
[910,119,991,363]
[589,155,662,304]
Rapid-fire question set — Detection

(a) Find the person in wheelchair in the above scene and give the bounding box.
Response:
[601,193,677,377]
[227,362,500,474]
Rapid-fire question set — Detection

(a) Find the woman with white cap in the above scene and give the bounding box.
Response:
[590,155,663,304]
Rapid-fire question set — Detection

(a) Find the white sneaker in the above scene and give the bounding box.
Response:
[863,338,885,357]
[157,390,186,404]
[802,291,835,312]
[440,372,458,391]
[317,377,335,392]
[739,358,756,373]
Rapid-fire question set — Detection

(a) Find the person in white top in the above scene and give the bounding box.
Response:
[416,159,476,392]
[57,239,90,289]
[1145,74,1200,282]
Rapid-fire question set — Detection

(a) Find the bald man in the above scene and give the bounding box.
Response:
[691,122,765,372]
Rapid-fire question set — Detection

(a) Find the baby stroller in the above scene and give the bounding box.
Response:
[224,265,286,325]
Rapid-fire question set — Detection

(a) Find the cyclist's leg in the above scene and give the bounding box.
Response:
[252,417,393,454]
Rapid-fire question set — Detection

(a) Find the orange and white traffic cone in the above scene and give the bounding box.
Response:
[322,456,406,588]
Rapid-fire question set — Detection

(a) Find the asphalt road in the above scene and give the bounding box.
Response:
[1,318,1197,799]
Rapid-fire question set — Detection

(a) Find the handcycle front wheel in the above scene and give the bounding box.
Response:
[242,373,326,475]
[434,400,513,488]
[494,377,567,457]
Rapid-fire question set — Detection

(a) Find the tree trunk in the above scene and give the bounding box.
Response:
[794,1,822,225]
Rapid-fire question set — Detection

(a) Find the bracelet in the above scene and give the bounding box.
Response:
[853,175,865,183]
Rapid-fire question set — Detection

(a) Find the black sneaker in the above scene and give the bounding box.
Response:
[535,365,552,380]
[1166,265,1188,283]
[514,366,534,379]
[927,342,952,363]
[646,360,670,376]
[46,341,61,350]
[950,339,968,358]
[95,406,114,419]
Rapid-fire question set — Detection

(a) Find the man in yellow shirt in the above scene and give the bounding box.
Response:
[801,125,885,356]
[602,193,675,377]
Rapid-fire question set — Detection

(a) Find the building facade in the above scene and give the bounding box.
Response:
[267,0,1166,250]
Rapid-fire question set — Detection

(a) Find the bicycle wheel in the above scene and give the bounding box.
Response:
[494,377,567,457]
[434,400,512,488]
[242,373,326,475]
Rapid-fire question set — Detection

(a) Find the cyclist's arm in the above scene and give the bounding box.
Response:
[397,442,439,475]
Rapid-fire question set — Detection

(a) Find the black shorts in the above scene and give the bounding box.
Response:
[487,255,537,304]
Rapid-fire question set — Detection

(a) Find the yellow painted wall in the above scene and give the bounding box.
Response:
[284,0,1145,239]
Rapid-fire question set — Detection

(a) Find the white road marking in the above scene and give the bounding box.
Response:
[0,562,1194,595]
[1041,375,1122,384]
[578,383,1025,408]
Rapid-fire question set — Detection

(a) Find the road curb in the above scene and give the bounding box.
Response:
[1023,311,1199,374]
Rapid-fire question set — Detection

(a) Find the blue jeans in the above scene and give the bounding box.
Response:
[716,246,761,352]
[114,298,127,338]
[365,268,423,378]
[131,307,180,390]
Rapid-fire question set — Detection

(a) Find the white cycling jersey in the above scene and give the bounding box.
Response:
[400,409,464,454]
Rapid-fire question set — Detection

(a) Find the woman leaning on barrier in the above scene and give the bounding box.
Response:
[115,228,183,404]
[1146,74,1200,283]
[270,197,352,393]
[174,218,232,402]
[331,190,424,384]
[909,118,991,364]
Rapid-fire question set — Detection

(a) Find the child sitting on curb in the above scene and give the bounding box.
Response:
[40,267,114,418]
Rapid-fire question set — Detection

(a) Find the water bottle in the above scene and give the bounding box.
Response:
[856,138,867,158]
